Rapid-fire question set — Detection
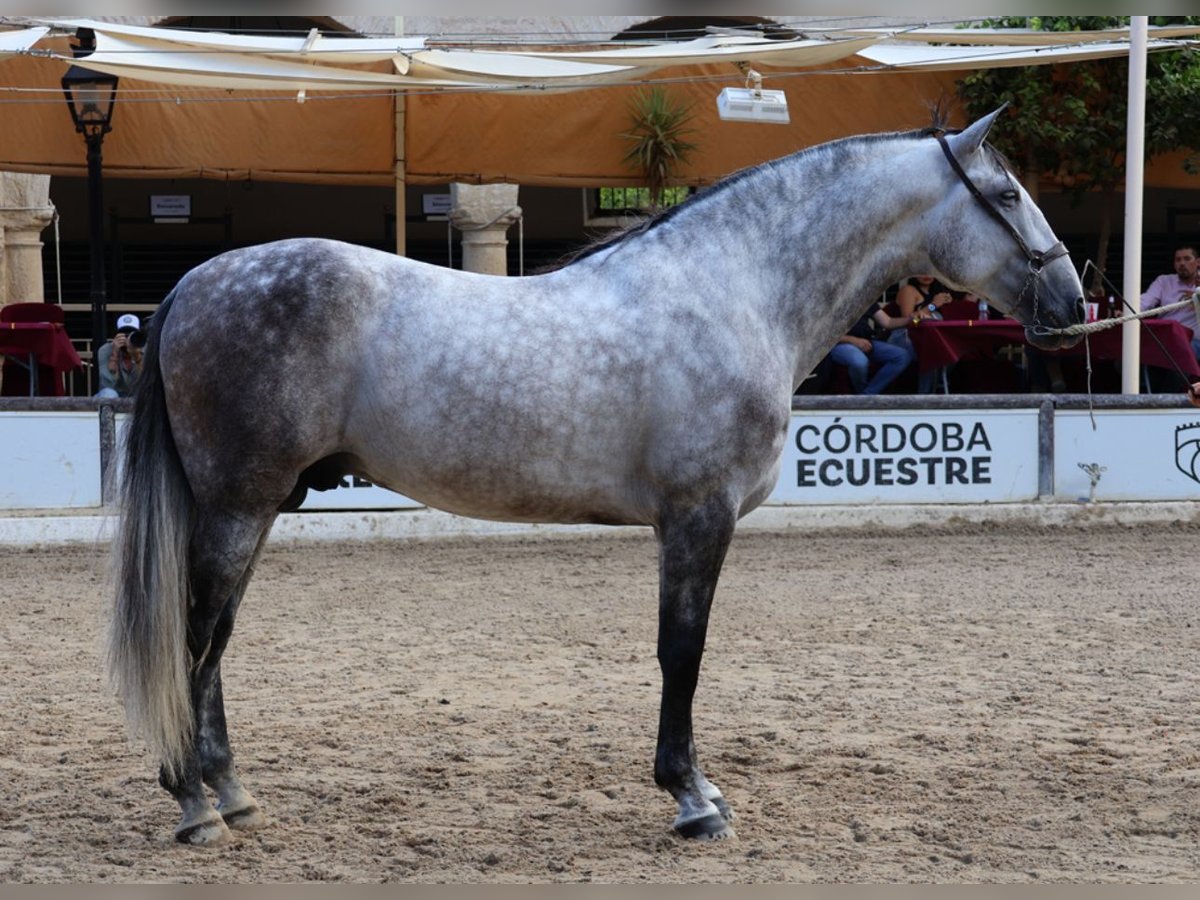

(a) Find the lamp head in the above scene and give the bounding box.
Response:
[61,29,118,138]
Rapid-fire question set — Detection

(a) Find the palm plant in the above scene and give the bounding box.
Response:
[620,87,699,211]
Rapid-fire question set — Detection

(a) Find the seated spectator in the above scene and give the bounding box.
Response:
[1141,245,1200,392]
[829,299,915,395]
[1142,244,1200,359]
[891,275,953,393]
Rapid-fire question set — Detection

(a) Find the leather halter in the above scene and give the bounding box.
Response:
[935,132,1068,273]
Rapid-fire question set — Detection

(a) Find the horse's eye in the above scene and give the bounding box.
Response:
[1000,189,1019,204]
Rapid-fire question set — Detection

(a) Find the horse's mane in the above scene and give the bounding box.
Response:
[543,122,954,272]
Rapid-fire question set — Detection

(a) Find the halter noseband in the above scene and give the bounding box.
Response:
[935,132,1068,273]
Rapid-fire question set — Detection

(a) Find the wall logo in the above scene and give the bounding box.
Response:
[793,418,993,488]
[1176,422,1200,483]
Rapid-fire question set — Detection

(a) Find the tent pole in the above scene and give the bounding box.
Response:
[394,15,407,257]
[1121,15,1148,394]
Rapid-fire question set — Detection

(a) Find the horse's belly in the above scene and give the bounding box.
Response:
[377,471,646,526]
[361,442,651,527]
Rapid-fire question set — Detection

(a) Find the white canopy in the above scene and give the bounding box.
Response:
[497,33,883,68]
[856,39,1187,71]
[0,26,46,59]
[402,36,880,87]
[5,19,1194,94]
[74,29,460,92]
[33,18,426,62]
[15,20,882,93]
[840,24,1200,46]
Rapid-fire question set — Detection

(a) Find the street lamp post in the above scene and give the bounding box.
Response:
[60,30,118,377]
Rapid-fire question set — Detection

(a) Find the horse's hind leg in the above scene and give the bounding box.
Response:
[160,510,272,845]
[199,662,266,832]
[654,498,737,841]
[195,534,272,832]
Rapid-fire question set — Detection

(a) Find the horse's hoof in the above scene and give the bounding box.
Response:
[220,803,267,831]
[675,811,737,841]
[710,795,735,822]
[175,815,232,846]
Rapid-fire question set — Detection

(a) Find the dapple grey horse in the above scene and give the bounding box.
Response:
[109,109,1083,845]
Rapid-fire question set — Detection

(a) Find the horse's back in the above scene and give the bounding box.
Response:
[157,237,787,524]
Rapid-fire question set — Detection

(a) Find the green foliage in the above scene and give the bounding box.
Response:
[620,88,699,210]
[979,16,1196,30]
[956,16,1200,196]
[598,185,690,212]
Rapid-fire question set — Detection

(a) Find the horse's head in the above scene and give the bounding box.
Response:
[927,108,1084,350]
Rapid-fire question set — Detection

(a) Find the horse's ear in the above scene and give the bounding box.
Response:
[945,104,1008,157]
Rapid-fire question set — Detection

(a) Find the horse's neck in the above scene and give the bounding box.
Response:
[679,141,937,338]
[573,137,940,375]
[779,148,939,316]
[725,141,943,382]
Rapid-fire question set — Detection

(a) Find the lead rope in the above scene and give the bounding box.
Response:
[1033,262,1200,428]
[1048,293,1198,337]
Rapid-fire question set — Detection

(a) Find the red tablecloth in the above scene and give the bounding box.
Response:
[908,318,1200,379]
[0,322,83,395]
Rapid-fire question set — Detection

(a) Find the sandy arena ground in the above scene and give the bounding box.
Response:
[3,523,1200,883]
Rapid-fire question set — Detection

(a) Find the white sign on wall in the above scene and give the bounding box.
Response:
[299,476,422,511]
[1055,409,1200,501]
[150,194,191,220]
[422,193,452,217]
[770,409,1040,504]
[0,412,102,509]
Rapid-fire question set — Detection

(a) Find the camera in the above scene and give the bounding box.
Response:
[128,328,147,350]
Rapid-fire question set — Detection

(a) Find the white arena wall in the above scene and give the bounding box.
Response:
[2,395,1199,545]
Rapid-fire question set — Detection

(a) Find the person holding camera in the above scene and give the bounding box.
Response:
[94,313,145,399]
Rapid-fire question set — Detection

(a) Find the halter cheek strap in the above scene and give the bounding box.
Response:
[935,132,1068,272]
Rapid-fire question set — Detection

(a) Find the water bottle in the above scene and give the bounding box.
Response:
[977,298,989,321]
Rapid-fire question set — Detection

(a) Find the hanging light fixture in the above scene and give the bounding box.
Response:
[717,68,790,125]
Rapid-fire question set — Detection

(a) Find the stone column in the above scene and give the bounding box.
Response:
[448,183,521,276]
[0,172,55,310]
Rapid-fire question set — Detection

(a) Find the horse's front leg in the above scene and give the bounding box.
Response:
[654,499,737,840]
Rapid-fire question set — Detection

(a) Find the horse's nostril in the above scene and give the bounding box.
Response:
[1074,297,1087,322]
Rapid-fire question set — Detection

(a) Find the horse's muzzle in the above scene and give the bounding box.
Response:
[1022,293,1086,350]
[1025,328,1082,351]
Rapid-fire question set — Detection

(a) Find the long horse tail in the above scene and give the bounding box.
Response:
[107,286,194,778]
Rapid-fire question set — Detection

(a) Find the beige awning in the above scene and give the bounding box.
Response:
[1,20,1198,190]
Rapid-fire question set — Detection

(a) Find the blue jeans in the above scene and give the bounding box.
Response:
[889,328,941,394]
[830,339,914,395]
